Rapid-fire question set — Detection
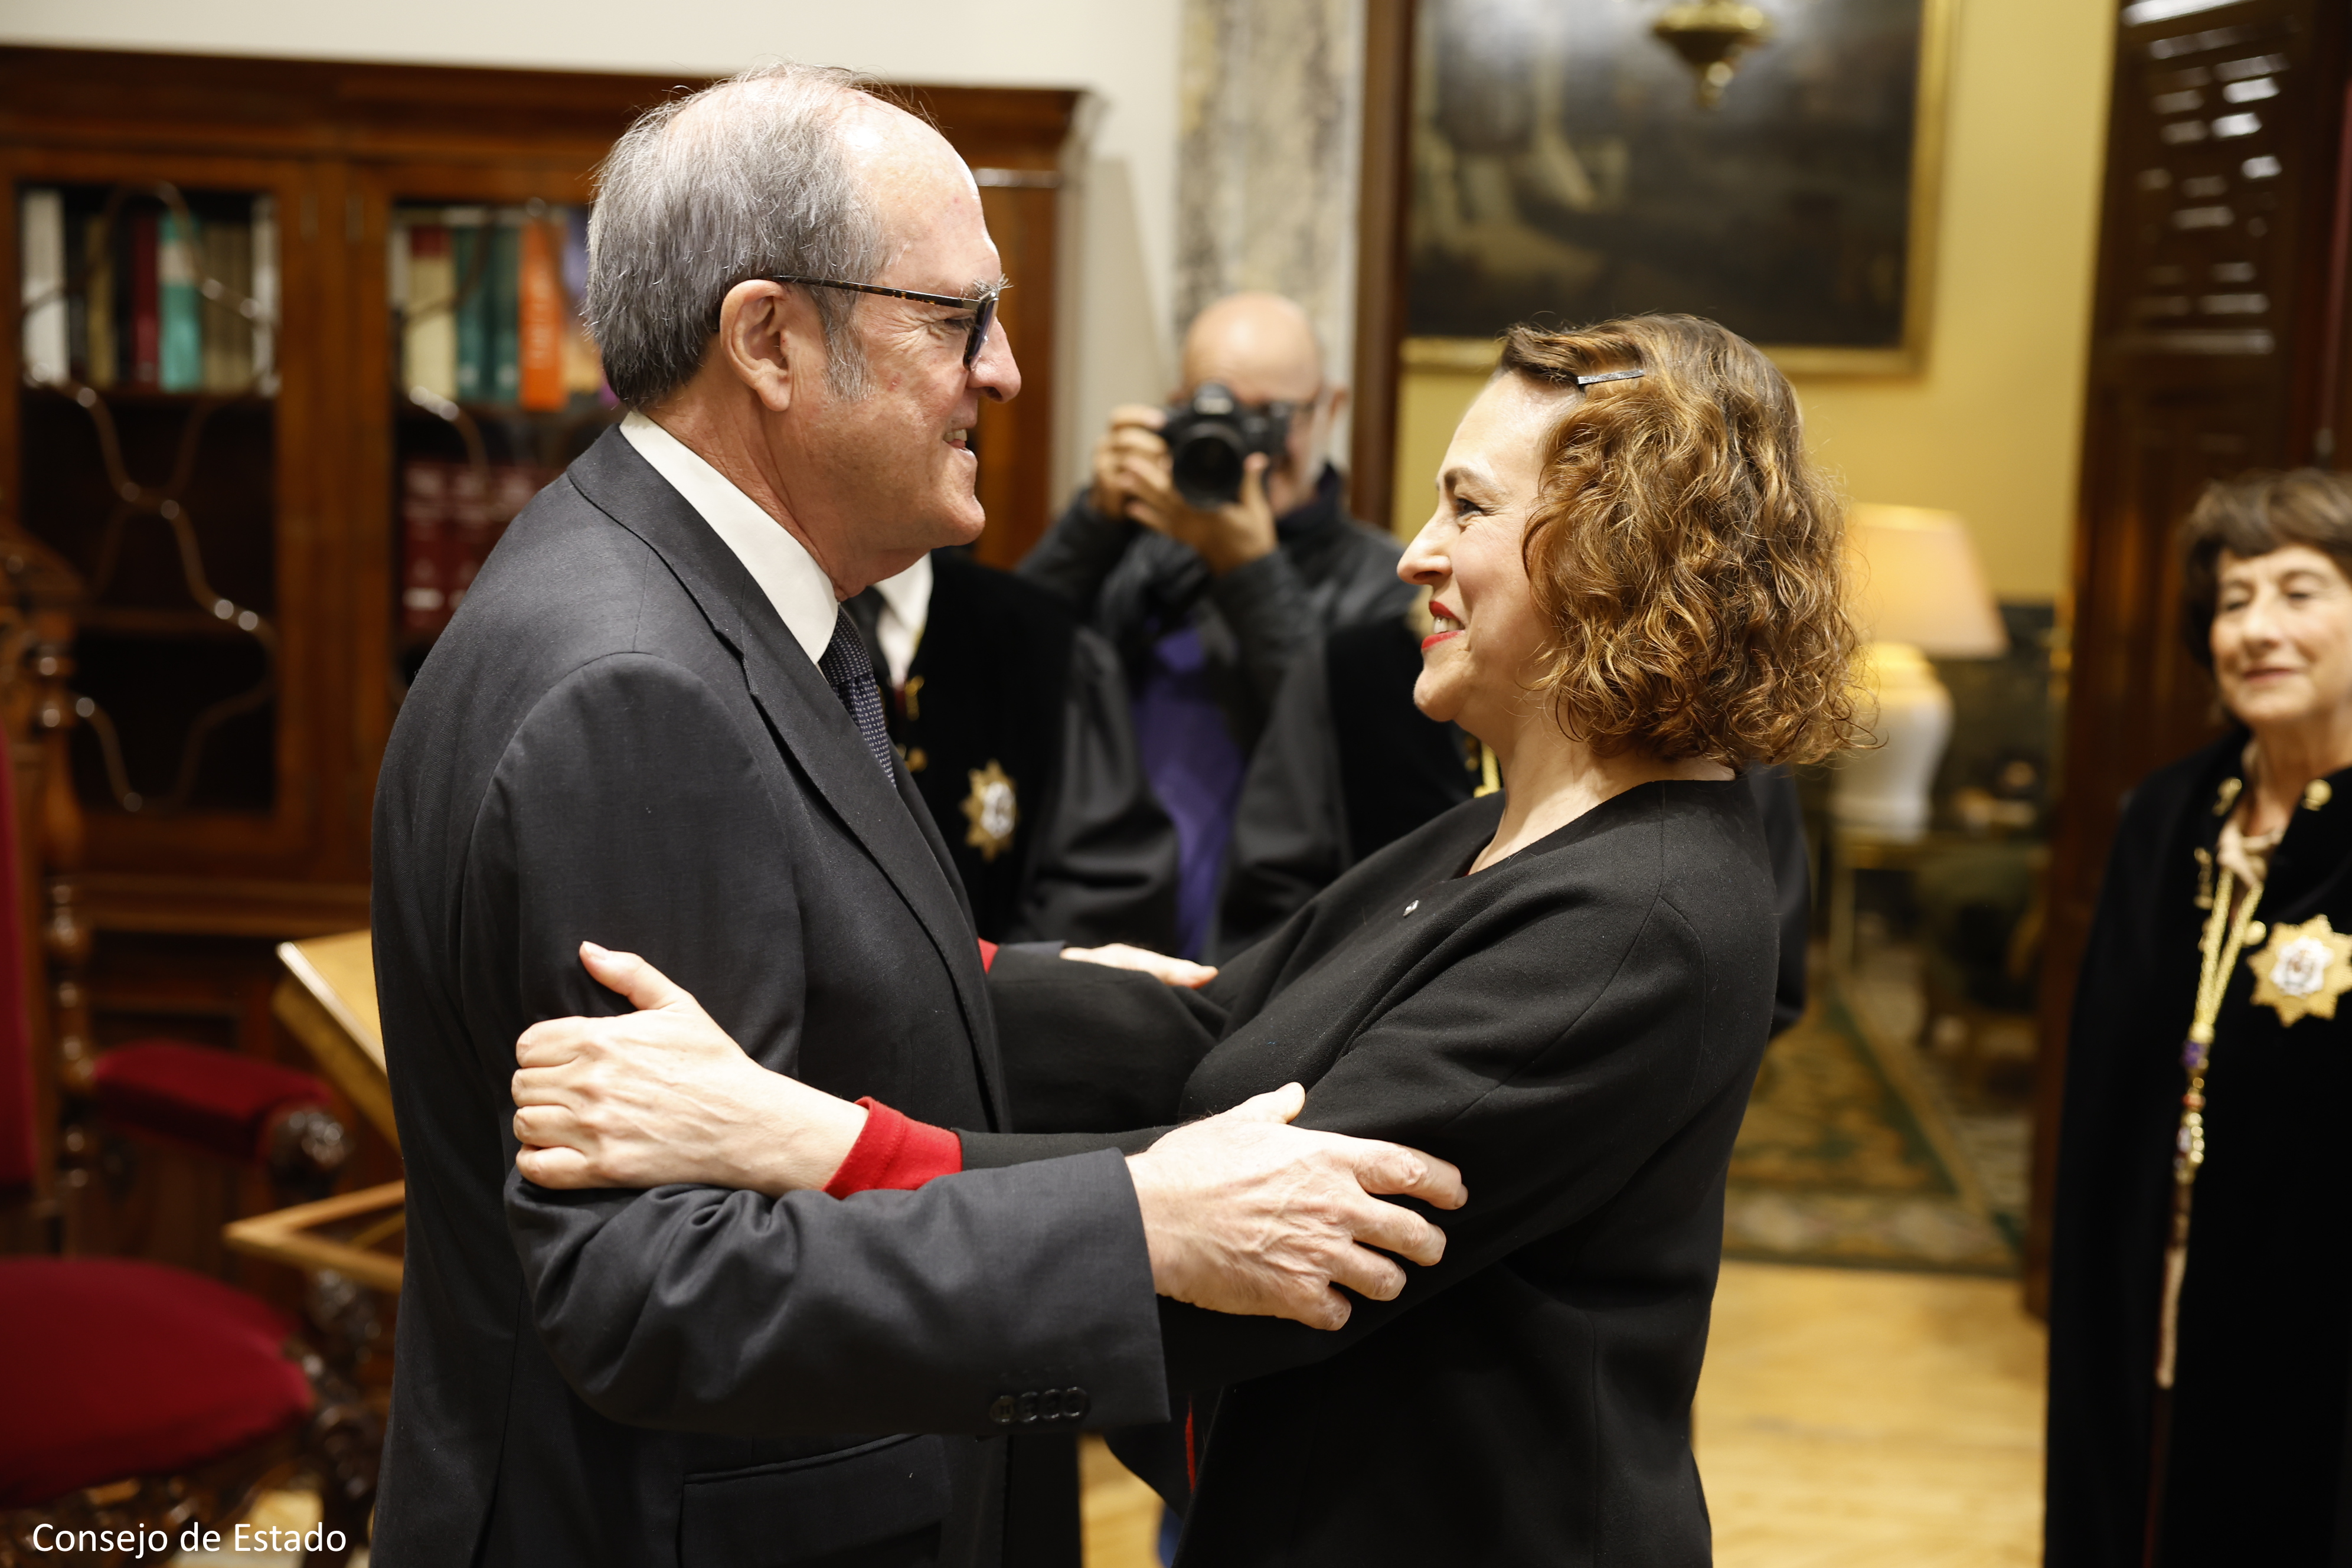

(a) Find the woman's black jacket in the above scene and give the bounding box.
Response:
[965,778,1778,1566]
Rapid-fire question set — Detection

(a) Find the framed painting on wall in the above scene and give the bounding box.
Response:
[1404,0,1952,375]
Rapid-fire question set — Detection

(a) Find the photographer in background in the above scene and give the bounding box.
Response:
[1020,292,1413,956]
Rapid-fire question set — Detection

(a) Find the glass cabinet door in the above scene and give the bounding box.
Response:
[17,175,283,818]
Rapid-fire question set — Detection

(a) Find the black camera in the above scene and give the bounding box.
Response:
[1161,382,1292,509]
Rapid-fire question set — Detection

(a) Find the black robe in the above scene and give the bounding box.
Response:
[848,551,1180,950]
[968,780,1778,1566]
[1213,619,1484,959]
[2047,731,2352,1566]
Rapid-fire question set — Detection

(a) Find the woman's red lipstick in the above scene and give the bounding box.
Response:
[1422,600,1462,652]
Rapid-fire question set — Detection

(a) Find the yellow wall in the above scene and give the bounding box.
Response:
[1390,0,2116,605]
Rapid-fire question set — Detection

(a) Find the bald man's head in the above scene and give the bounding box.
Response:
[828,94,985,257]
[1155,292,1348,517]
[1180,293,1326,407]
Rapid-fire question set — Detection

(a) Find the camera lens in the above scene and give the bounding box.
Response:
[1170,425,1248,509]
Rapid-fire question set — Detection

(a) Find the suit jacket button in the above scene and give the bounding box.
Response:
[989,1396,1018,1426]
[1063,1387,1089,1421]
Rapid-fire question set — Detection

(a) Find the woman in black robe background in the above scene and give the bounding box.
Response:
[2047,470,2352,1565]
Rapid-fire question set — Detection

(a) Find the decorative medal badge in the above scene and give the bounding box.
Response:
[2246,913,2352,1026]
[961,759,1018,863]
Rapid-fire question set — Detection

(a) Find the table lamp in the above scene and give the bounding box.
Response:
[1832,504,2008,839]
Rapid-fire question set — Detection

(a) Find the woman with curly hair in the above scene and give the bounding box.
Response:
[508,312,1859,1566]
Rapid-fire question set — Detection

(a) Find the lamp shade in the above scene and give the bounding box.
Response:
[1847,504,2007,657]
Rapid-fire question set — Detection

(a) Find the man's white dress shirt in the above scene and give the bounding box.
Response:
[620,411,839,665]
[867,555,933,689]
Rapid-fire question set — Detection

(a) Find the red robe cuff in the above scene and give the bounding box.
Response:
[822,1097,964,1197]
[977,937,998,972]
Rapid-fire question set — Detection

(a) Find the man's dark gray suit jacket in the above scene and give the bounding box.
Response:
[368,429,1167,1568]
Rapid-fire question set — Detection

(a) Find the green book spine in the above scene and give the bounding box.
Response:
[452,223,486,403]
[489,220,521,406]
[158,210,202,392]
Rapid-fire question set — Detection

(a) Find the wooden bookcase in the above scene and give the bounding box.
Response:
[0,47,1075,1260]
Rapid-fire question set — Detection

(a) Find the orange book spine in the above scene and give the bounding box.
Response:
[518,220,564,411]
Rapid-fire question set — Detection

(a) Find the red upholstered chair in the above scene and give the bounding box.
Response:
[83,1040,352,1200]
[1,1131,378,1551]
[0,1256,382,1566]
[0,1260,314,1511]
[0,555,376,1563]
[1,1160,379,1545]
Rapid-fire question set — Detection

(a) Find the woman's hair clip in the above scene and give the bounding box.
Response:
[1574,368,1647,388]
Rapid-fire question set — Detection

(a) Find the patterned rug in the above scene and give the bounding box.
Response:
[1724,989,2019,1274]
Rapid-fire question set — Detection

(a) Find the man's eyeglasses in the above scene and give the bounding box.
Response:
[767,276,1004,369]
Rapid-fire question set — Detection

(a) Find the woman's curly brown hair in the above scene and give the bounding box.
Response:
[1499,313,1861,766]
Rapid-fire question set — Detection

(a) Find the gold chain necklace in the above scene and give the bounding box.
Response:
[2154,864,2264,1389]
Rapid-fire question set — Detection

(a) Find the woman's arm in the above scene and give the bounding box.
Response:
[972,945,1226,1145]
[513,940,1223,1190]
[511,945,1469,1332]
[1157,890,1768,1387]
[509,943,870,1196]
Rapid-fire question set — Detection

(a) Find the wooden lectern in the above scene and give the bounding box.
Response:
[221,933,404,1292]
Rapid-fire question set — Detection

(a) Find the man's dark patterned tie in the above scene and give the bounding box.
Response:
[819,607,896,779]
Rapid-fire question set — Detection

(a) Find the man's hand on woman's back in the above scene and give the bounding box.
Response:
[1126,1083,1465,1331]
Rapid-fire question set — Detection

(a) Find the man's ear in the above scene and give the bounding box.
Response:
[1288,383,1347,473]
[1301,383,1350,472]
[716,279,803,415]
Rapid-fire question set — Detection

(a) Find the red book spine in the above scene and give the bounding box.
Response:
[128,208,159,387]
[401,460,450,636]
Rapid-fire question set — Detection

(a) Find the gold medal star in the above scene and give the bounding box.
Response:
[2246,913,2352,1027]
[961,759,1019,863]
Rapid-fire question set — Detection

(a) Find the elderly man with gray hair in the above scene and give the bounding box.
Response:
[368,63,1462,1568]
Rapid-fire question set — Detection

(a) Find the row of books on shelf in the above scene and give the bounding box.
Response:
[18,188,280,394]
[401,459,547,636]
[393,205,607,414]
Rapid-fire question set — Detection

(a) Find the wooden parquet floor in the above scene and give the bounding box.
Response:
[1083,1431,1168,1568]
[1697,1260,2047,1567]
